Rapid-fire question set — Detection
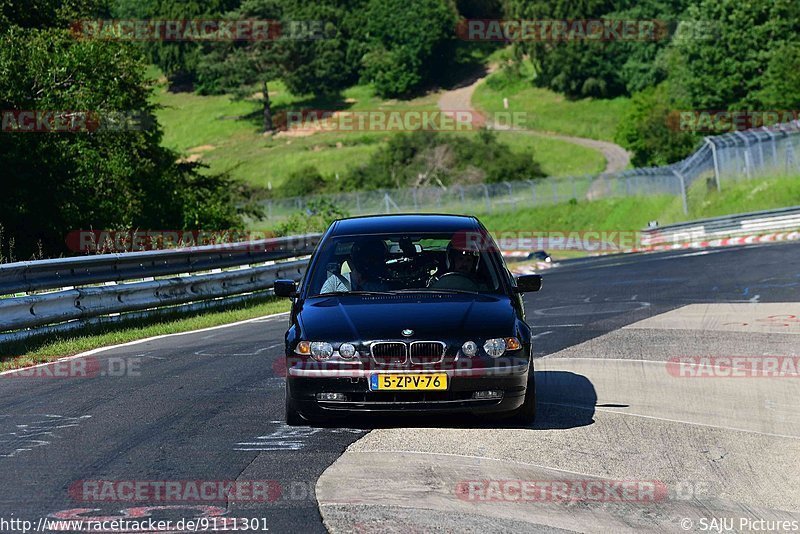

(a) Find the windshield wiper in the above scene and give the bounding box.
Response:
[391,288,478,295]
[315,290,395,296]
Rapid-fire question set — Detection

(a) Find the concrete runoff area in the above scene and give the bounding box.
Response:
[317,302,800,532]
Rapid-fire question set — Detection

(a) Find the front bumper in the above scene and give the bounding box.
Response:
[287,363,530,417]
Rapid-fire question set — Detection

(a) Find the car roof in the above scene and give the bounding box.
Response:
[328,214,482,236]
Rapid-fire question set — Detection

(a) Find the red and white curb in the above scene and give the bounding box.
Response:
[501,230,800,273]
[634,230,800,252]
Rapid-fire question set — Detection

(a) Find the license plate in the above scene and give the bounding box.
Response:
[369,373,448,391]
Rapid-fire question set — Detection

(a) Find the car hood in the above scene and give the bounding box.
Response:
[298,293,518,341]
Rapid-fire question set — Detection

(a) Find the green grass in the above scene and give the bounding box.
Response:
[0,297,290,371]
[482,175,800,233]
[680,175,800,220]
[492,131,605,177]
[477,175,800,259]
[152,74,608,189]
[478,195,676,234]
[472,69,631,142]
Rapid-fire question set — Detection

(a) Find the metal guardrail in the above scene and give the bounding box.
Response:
[641,206,800,246]
[0,234,321,295]
[0,234,322,343]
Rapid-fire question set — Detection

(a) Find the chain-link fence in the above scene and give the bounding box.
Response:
[258,121,800,221]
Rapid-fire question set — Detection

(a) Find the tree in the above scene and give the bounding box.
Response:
[111,0,242,89]
[359,0,457,97]
[503,0,690,98]
[754,42,800,110]
[614,82,698,166]
[666,0,800,110]
[0,17,253,257]
[196,0,284,132]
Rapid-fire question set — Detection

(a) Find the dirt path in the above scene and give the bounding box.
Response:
[437,70,631,175]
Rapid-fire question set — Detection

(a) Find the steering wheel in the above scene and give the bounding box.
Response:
[428,272,480,291]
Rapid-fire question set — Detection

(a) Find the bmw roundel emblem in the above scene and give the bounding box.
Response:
[402,329,414,337]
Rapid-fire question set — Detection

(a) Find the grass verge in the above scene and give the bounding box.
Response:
[472,68,631,142]
[0,297,290,371]
[478,175,800,258]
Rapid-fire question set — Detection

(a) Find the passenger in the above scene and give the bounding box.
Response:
[320,239,388,293]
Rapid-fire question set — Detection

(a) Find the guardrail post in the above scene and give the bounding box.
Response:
[672,170,688,215]
[705,137,722,192]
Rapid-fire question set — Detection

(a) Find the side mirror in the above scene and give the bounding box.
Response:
[274,279,298,298]
[515,274,542,293]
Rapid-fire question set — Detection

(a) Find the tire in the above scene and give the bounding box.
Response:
[510,373,536,425]
[285,384,305,426]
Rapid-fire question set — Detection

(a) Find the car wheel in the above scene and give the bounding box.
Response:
[285,384,305,426]
[510,374,536,425]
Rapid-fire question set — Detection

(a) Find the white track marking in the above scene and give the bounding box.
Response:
[0,312,289,377]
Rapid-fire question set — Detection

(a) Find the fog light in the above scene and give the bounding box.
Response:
[338,343,357,359]
[473,390,504,400]
[461,341,478,357]
[316,392,347,401]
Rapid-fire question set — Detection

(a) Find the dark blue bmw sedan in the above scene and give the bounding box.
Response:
[273,214,542,425]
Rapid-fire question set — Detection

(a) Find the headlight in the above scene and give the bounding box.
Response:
[310,341,334,361]
[461,341,478,357]
[483,337,522,358]
[483,338,506,358]
[338,343,357,359]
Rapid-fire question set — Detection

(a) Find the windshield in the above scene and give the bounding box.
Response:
[306,232,505,296]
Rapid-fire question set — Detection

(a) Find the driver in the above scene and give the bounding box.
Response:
[320,238,388,293]
[429,238,486,290]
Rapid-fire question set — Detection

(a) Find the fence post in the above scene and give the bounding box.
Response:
[672,170,688,215]
[412,188,418,211]
[734,131,752,179]
[482,184,491,212]
[551,180,558,204]
[705,137,722,192]
[526,179,537,206]
[764,127,778,169]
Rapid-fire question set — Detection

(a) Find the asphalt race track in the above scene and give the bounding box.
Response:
[1,242,799,533]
